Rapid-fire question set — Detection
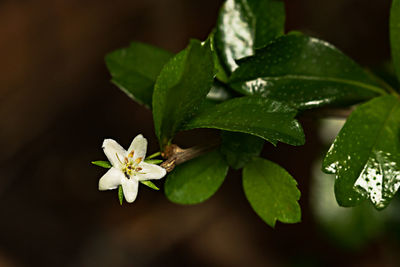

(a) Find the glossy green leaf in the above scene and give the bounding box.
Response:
[230,34,386,110]
[92,160,112,168]
[323,95,400,209]
[140,181,160,191]
[153,39,215,148]
[209,30,229,83]
[243,157,301,227]
[118,185,123,205]
[164,150,229,204]
[215,0,285,73]
[390,0,400,81]
[105,42,173,108]
[183,96,305,146]
[221,131,264,169]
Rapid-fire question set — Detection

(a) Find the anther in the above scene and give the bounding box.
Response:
[128,150,135,158]
[135,157,142,164]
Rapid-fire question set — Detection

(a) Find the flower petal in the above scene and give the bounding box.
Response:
[127,134,147,161]
[98,167,124,190]
[103,139,126,168]
[136,162,167,181]
[121,178,139,203]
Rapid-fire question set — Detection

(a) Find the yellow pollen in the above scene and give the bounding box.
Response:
[128,150,135,158]
[135,157,142,164]
[135,167,142,172]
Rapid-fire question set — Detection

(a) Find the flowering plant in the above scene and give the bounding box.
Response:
[93,0,400,228]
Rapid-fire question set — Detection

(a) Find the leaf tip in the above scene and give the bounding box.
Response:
[267,219,277,229]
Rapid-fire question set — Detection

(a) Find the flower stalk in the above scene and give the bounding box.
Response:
[161,141,220,172]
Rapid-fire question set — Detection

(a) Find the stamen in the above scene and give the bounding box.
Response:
[128,150,135,158]
[116,153,123,164]
[135,167,142,172]
[135,157,143,164]
[124,157,128,164]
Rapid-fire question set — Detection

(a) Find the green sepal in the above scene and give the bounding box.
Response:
[92,160,112,168]
[146,152,161,160]
[118,185,124,206]
[140,181,160,191]
[144,159,163,165]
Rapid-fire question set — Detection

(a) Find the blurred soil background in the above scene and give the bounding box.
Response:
[0,0,399,266]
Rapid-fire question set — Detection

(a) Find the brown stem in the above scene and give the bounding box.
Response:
[160,140,220,172]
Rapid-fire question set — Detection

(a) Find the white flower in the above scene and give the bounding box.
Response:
[98,134,167,203]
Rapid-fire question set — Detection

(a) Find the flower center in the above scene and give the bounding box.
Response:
[121,150,143,178]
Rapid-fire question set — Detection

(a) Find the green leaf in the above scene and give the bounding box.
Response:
[323,95,400,209]
[92,160,112,168]
[164,150,229,204]
[215,0,285,73]
[230,34,386,110]
[390,0,400,81]
[140,181,160,191]
[183,96,305,146]
[209,30,229,83]
[118,185,123,205]
[243,157,301,227]
[221,131,264,169]
[105,42,173,108]
[153,39,215,148]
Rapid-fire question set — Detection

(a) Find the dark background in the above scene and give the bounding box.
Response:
[0,0,398,266]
